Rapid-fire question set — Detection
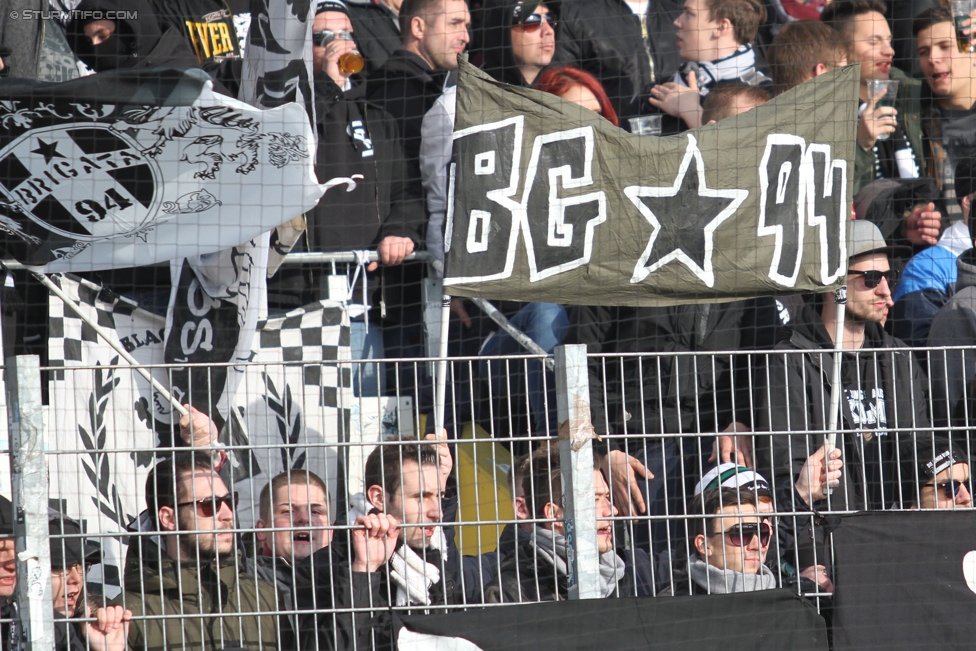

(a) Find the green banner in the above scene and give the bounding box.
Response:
[444,59,859,306]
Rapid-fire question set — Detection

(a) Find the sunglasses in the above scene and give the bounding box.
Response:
[934,479,970,500]
[848,269,892,289]
[312,29,355,47]
[514,13,557,31]
[177,492,238,517]
[710,522,772,547]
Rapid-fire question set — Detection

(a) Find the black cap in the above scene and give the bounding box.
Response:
[899,437,969,508]
[0,496,12,538]
[48,515,100,570]
[316,0,350,15]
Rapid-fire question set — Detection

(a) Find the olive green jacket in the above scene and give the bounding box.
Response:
[853,67,925,195]
[118,538,280,651]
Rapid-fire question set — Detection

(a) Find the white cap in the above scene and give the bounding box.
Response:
[694,463,772,498]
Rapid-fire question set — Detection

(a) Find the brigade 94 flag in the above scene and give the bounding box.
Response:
[444,60,859,306]
[0,67,324,272]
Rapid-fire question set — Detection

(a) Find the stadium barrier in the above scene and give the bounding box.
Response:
[2,341,973,649]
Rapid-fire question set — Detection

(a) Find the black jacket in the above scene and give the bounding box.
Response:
[147,0,243,95]
[756,304,931,511]
[483,529,638,603]
[565,303,744,445]
[65,0,201,72]
[266,76,425,313]
[362,541,465,650]
[319,483,481,650]
[645,0,682,86]
[294,545,385,651]
[365,49,448,190]
[553,0,652,122]
[347,0,402,77]
[657,562,708,597]
[245,554,305,650]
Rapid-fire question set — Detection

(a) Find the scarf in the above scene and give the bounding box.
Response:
[530,527,627,598]
[348,492,448,606]
[389,543,442,606]
[670,44,769,97]
[687,556,778,594]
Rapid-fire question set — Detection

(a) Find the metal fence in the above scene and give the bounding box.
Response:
[3,342,975,649]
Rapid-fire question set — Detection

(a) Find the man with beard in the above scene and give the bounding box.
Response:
[757,220,931,512]
[119,452,279,651]
[484,445,642,603]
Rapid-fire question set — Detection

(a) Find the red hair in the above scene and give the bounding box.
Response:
[534,66,619,127]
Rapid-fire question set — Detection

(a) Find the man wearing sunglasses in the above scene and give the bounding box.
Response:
[662,487,777,595]
[900,437,973,509]
[268,0,424,399]
[118,452,281,651]
[759,219,931,512]
[480,0,558,87]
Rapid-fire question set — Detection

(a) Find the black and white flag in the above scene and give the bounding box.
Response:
[46,274,167,592]
[232,300,354,527]
[0,68,324,271]
[163,247,267,457]
[47,276,354,586]
[160,0,320,464]
[240,0,315,115]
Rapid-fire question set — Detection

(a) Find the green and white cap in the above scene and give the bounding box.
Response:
[694,463,773,499]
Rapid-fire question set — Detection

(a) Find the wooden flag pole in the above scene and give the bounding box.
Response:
[32,271,190,419]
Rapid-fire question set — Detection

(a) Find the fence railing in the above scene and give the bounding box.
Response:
[4,342,975,649]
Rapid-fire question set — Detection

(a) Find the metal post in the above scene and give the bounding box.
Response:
[5,355,54,651]
[825,286,847,499]
[553,344,600,599]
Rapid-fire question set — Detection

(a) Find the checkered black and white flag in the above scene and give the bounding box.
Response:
[232,300,353,528]
[46,276,353,585]
[46,274,167,593]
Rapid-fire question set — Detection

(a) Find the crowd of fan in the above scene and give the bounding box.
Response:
[1,0,976,648]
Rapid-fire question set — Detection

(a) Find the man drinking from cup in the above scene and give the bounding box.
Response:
[822,1,928,197]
